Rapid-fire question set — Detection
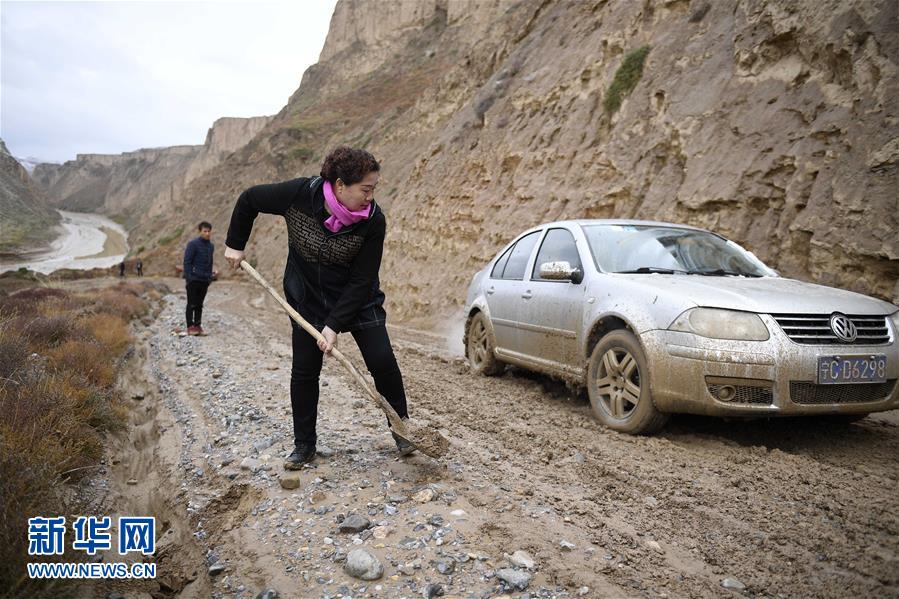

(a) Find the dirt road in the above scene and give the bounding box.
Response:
[89,279,898,598]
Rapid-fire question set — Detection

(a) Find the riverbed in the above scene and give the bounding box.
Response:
[0,210,129,274]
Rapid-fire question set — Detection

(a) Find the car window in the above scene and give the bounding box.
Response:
[490,246,513,279]
[532,228,582,280]
[501,231,540,280]
[582,224,775,276]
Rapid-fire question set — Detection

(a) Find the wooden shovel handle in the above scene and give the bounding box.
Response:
[239,260,407,433]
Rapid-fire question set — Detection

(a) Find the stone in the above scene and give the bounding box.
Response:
[423,583,444,598]
[344,549,384,581]
[722,577,746,590]
[253,438,273,452]
[507,550,536,570]
[578,587,590,596]
[559,540,576,551]
[279,472,301,489]
[256,590,279,599]
[131,392,145,400]
[208,563,226,576]
[126,479,138,486]
[435,559,454,575]
[107,593,125,599]
[496,568,531,591]
[646,540,663,553]
[212,371,222,379]
[413,488,435,503]
[240,457,262,472]
[339,514,371,533]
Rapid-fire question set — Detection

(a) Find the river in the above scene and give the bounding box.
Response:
[0,210,129,274]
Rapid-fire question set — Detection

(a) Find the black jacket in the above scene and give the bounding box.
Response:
[183,237,215,282]
[225,177,387,333]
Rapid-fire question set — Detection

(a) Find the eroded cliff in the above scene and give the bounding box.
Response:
[33,115,271,230]
[0,139,60,253]
[69,0,899,316]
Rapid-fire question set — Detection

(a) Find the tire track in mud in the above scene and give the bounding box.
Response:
[390,334,899,598]
[89,279,897,598]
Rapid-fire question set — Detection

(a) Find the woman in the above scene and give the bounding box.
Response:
[223,147,412,469]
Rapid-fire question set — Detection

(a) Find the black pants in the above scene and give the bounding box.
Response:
[185,280,210,327]
[290,323,408,445]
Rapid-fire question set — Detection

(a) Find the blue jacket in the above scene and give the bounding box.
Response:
[183,237,214,282]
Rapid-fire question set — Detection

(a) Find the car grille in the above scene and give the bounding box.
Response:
[707,380,774,405]
[789,380,897,405]
[770,314,891,345]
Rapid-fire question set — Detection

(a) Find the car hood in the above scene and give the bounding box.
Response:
[610,274,898,315]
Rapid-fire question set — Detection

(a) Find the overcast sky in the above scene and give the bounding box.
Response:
[1,1,336,163]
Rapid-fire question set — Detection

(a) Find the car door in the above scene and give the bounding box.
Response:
[485,230,541,353]
[518,227,586,373]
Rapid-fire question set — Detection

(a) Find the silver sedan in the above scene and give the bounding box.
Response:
[463,220,899,434]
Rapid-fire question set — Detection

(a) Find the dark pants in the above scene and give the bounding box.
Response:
[185,280,210,327]
[290,323,408,446]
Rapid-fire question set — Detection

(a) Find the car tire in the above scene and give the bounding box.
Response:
[587,330,668,434]
[466,311,504,376]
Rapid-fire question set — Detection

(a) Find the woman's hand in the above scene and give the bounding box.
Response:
[318,326,338,354]
[224,246,245,269]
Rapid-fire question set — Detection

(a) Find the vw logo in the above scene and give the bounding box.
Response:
[830,313,858,343]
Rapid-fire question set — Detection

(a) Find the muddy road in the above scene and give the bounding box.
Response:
[89,279,898,598]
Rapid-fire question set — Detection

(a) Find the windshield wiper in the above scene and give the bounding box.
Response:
[687,268,762,277]
[614,267,689,275]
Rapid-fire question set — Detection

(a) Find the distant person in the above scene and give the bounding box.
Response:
[223,147,413,468]
[119,261,125,277]
[135,258,143,277]
[183,222,216,336]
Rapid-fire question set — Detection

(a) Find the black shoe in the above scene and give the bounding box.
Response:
[392,431,416,456]
[284,442,316,470]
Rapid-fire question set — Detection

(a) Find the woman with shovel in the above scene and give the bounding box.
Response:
[223,147,414,468]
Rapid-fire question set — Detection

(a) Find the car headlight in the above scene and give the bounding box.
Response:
[670,308,770,341]
[891,310,899,333]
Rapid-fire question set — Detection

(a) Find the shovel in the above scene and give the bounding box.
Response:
[239,260,449,458]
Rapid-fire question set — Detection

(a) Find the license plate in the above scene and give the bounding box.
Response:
[817,355,887,384]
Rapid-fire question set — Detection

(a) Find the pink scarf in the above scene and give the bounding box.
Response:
[323,180,371,233]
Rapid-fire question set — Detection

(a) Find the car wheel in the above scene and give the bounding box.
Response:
[466,312,504,376]
[587,330,668,434]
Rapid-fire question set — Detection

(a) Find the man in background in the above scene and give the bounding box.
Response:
[183,221,216,336]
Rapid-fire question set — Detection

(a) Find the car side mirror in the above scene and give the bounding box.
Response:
[539,261,583,284]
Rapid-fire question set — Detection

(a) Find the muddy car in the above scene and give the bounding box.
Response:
[463,220,899,434]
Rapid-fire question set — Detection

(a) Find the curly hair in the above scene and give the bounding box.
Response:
[320,146,380,185]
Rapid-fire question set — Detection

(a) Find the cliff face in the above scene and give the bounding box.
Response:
[32,115,271,230]
[0,140,61,253]
[106,0,899,317]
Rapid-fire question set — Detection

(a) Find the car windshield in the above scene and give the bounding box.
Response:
[582,224,776,277]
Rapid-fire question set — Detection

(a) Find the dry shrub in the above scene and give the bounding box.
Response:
[0,432,65,595]
[0,332,29,381]
[0,283,149,593]
[22,314,82,347]
[81,313,130,357]
[46,340,116,388]
[90,289,147,320]
[6,286,68,304]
